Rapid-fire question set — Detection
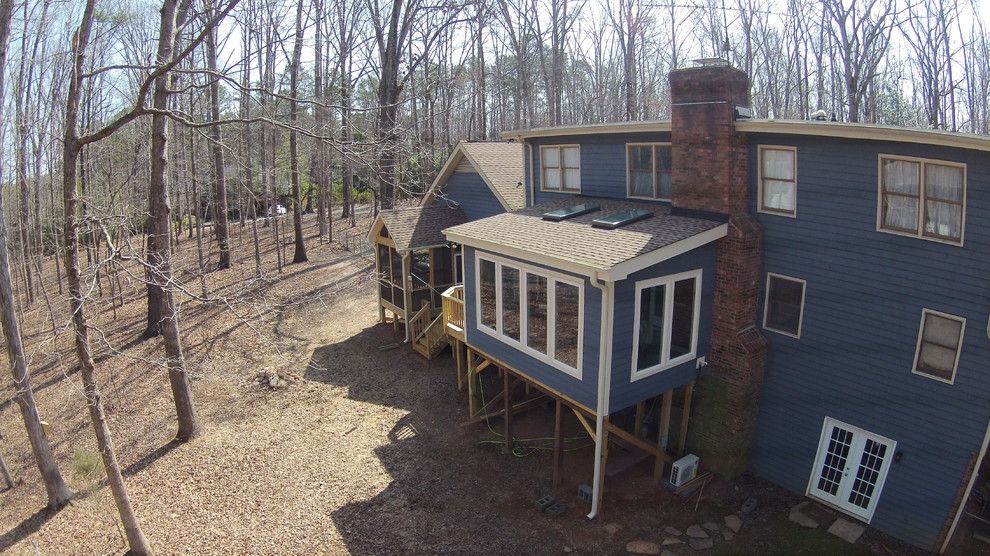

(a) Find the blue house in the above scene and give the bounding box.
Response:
[430,63,990,552]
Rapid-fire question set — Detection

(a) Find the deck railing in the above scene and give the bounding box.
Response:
[441,285,465,341]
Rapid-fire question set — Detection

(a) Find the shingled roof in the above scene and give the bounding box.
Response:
[443,197,727,280]
[373,204,466,252]
[423,141,525,211]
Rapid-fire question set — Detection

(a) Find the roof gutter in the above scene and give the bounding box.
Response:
[587,272,614,520]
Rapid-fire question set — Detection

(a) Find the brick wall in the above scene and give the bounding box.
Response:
[670,64,769,477]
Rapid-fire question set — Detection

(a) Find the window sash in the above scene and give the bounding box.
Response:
[759,147,796,215]
[476,255,582,376]
[879,156,965,243]
[632,270,701,379]
[763,273,805,337]
[627,144,672,200]
[542,146,580,192]
[913,310,965,383]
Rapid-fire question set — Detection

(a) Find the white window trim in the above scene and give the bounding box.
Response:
[626,142,672,201]
[911,308,966,385]
[630,268,703,382]
[475,252,584,379]
[762,272,807,339]
[757,145,798,218]
[875,153,967,247]
[805,416,897,524]
[539,144,581,193]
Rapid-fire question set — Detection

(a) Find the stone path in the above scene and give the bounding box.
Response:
[625,514,744,554]
[788,500,866,544]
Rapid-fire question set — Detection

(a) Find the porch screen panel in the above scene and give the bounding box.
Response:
[526,274,548,354]
[636,285,664,371]
[669,278,696,359]
[502,267,521,341]
[554,282,579,367]
[479,259,497,329]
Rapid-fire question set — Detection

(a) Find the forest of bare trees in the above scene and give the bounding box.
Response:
[0,0,987,552]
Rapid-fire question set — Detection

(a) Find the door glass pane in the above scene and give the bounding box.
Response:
[636,285,664,371]
[669,278,696,359]
[526,274,548,354]
[502,267,521,341]
[479,259,496,329]
[847,439,888,510]
[817,426,853,496]
[554,282,579,368]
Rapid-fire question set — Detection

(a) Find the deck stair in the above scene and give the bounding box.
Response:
[410,301,447,359]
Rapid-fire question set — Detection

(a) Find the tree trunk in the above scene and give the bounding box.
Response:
[147,0,199,441]
[63,2,152,553]
[204,7,230,269]
[0,0,72,509]
[288,0,307,263]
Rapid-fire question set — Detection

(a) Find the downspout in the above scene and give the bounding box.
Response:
[526,141,535,207]
[587,273,614,520]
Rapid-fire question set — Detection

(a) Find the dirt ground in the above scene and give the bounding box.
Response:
[0,210,925,555]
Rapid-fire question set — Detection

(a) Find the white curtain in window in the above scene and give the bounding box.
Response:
[542,147,560,168]
[762,149,794,180]
[884,196,919,230]
[545,169,562,189]
[630,172,653,196]
[562,146,579,167]
[919,313,962,373]
[883,160,920,194]
[925,201,962,238]
[926,164,963,201]
[764,180,795,211]
[563,169,581,190]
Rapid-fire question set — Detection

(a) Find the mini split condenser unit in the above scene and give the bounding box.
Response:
[670,454,700,487]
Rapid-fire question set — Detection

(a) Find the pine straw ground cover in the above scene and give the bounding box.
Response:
[0,211,924,555]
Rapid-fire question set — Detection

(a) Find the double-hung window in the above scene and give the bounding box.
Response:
[631,269,702,380]
[476,254,583,377]
[762,273,806,338]
[912,309,965,384]
[541,145,581,192]
[878,155,965,244]
[627,143,673,200]
[758,146,797,216]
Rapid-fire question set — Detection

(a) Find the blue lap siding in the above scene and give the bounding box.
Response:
[609,244,717,413]
[527,132,673,205]
[442,171,506,220]
[462,246,602,409]
[746,134,990,550]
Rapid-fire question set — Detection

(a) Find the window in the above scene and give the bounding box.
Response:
[763,273,806,338]
[631,269,702,380]
[476,254,583,377]
[627,144,673,200]
[758,146,797,216]
[912,309,965,384]
[541,145,581,192]
[878,155,965,244]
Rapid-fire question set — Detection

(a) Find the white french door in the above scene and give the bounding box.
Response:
[808,417,896,522]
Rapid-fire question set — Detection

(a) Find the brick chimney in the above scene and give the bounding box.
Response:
[670,62,768,478]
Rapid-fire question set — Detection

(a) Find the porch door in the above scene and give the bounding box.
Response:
[808,417,896,522]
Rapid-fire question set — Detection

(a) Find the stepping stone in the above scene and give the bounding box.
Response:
[662,552,678,556]
[702,522,720,532]
[689,537,714,550]
[722,529,735,542]
[724,514,742,533]
[661,537,683,546]
[625,539,661,555]
[788,501,820,529]
[827,518,866,544]
[662,526,683,537]
[605,522,622,535]
[686,524,709,538]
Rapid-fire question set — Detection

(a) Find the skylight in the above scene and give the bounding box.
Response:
[542,203,600,222]
[591,209,654,229]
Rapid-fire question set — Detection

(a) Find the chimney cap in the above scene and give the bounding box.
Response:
[692,57,730,68]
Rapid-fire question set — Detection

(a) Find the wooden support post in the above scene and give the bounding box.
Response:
[454,340,464,391]
[391,311,398,331]
[503,372,512,454]
[634,401,646,438]
[596,416,610,513]
[379,303,386,324]
[553,398,563,489]
[654,389,673,480]
[467,349,477,417]
[677,381,695,457]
